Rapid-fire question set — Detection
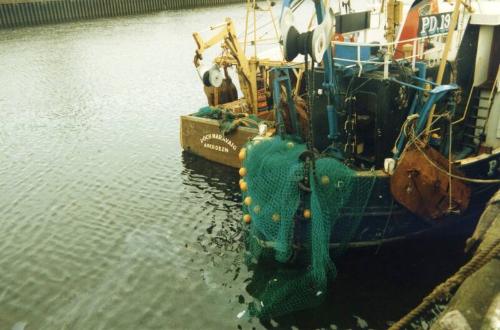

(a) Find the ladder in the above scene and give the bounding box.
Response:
[463,81,498,151]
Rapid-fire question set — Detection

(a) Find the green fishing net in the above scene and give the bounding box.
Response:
[193,106,262,135]
[241,137,376,318]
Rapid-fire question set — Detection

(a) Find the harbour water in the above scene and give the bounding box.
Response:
[0,4,475,329]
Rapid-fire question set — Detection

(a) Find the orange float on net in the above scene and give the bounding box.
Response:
[239,180,248,192]
[238,148,247,161]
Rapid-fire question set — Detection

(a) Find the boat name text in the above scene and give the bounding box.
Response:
[203,143,229,153]
[200,133,238,153]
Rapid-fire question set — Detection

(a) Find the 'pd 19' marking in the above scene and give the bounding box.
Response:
[419,12,452,37]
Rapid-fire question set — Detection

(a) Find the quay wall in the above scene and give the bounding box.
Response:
[0,0,246,28]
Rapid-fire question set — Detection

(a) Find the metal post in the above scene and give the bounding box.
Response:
[424,0,463,140]
[383,53,389,79]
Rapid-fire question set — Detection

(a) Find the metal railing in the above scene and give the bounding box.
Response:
[331,32,450,78]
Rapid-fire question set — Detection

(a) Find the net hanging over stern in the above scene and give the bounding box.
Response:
[241,137,376,318]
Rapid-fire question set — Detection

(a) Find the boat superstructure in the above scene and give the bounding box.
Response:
[236,0,500,318]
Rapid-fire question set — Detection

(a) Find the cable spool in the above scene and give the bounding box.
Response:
[281,7,335,63]
[198,64,224,88]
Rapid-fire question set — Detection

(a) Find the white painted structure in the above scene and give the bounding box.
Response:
[469,0,499,149]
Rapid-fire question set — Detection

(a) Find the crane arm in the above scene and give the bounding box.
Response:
[193,27,227,67]
[192,18,257,112]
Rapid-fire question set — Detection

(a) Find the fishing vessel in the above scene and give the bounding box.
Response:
[180,1,293,168]
[236,0,500,318]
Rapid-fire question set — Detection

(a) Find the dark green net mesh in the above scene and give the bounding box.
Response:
[241,137,376,318]
[193,106,262,135]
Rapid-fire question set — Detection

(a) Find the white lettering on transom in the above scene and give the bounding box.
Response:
[200,133,238,153]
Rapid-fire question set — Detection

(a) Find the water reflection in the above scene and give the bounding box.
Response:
[239,234,469,329]
[180,151,464,329]
[0,3,477,329]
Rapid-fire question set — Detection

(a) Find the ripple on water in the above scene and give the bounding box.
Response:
[0,5,255,328]
[0,3,472,330]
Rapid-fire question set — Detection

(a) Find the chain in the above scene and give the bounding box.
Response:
[343,96,357,162]
[302,53,312,190]
[307,56,319,186]
[305,53,315,151]
[299,52,318,193]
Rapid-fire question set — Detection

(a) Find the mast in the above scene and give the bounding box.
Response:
[385,0,403,55]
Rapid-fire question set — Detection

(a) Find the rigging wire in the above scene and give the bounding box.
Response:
[401,115,500,184]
